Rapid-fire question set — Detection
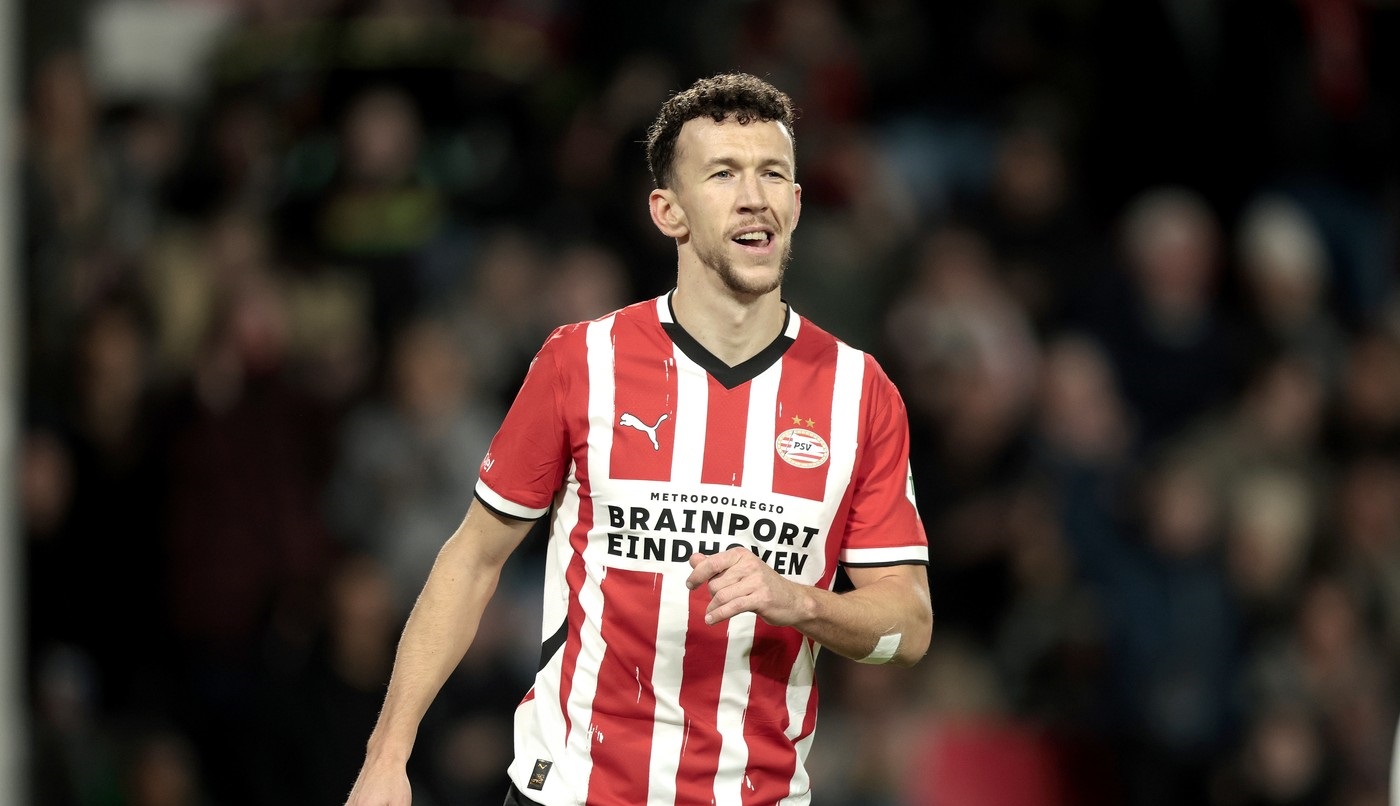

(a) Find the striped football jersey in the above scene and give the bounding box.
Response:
[474,292,928,806]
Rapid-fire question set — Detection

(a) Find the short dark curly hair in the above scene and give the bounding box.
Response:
[645,72,796,189]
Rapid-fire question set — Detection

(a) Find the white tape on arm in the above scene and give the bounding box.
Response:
[857,632,901,665]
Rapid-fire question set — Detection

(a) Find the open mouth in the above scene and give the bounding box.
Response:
[732,230,774,249]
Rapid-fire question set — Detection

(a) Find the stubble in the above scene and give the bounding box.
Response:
[695,238,792,297]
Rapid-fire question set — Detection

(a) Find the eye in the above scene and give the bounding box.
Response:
[711,169,733,180]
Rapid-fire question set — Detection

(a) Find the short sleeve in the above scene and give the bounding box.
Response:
[474,328,574,520]
[839,356,929,567]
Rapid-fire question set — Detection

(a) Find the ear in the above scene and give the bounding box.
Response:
[792,182,802,231]
[649,188,688,239]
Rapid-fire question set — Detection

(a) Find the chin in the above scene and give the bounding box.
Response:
[720,266,783,297]
[695,241,790,297]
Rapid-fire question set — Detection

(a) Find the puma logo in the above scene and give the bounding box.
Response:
[619,412,669,450]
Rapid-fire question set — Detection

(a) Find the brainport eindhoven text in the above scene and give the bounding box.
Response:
[604,495,819,577]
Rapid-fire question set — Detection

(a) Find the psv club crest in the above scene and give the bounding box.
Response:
[775,424,829,469]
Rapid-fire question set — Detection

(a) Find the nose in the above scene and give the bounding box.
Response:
[736,172,768,214]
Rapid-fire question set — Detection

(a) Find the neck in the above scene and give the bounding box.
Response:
[671,272,786,367]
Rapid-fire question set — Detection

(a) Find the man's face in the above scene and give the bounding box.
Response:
[662,116,801,297]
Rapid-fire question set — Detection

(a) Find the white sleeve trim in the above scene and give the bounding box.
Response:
[857,633,902,664]
[474,478,550,520]
[840,545,929,566]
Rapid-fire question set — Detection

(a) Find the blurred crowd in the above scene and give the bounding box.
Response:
[16,1,1400,805]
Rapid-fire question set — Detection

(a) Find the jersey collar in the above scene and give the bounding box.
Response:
[656,290,800,389]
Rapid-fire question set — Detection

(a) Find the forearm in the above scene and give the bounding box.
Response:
[790,568,932,667]
[363,538,501,763]
[360,504,528,766]
[688,551,932,667]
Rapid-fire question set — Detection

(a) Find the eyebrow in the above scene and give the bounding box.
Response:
[700,155,794,173]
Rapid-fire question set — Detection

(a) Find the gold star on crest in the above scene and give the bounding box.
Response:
[791,414,803,425]
[805,418,816,428]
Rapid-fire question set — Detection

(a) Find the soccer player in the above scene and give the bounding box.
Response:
[344,72,932,806]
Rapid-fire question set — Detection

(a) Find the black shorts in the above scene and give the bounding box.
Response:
[503,782,544,806]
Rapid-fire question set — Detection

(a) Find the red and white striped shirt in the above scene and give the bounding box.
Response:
[475,293,928,806]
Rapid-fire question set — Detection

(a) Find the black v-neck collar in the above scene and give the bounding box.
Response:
[659,291,798,389]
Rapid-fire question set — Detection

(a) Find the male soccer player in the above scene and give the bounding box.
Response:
[345,72,932,806]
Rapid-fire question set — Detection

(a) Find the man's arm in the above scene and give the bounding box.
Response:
[686,550,932,667]
[345,501,536,806]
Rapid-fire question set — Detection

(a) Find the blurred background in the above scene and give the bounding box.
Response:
[11,0,1400,804]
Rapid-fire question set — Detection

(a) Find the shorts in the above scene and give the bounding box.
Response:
[503,782,544,806]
